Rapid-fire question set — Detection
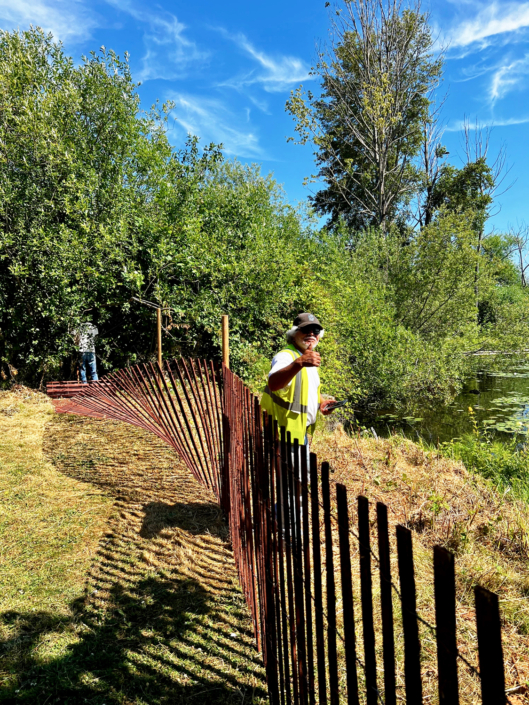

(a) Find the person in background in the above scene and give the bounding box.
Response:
[74,322,99,383]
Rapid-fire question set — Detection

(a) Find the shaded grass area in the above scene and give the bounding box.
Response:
[313,425,529,703]
[0,388,267,704]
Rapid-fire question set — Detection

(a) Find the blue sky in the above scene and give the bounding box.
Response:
[2,0,529,231]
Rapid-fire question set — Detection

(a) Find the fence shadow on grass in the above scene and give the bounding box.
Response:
[1,575,265,704]
[139,501,228,539]
[0,412,267,704]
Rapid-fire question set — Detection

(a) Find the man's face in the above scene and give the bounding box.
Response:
[294,327,321,351]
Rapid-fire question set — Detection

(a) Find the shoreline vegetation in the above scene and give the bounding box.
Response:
[349,416,529,506]
[1,386,528,702]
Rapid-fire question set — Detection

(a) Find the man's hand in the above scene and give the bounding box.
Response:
[299,349,321,368]
[320,398,336,416]
[268,339,321,392]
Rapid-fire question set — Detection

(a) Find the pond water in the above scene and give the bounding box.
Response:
[365,365,529,444]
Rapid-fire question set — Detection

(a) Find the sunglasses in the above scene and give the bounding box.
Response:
[301,326,322,336]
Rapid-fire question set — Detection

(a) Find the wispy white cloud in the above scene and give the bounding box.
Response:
[104,0,208,81]
[168,93,269,159]
[0,0,207,80]
[216,29,311,93]
[489,53,529,102]
[249,95,271,114]
[446,2,529,49]
[446,115,529,131]
[455,56,497,82]
[0,0,99,43]
[455,51,529,103]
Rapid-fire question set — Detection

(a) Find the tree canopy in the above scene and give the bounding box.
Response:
[1,25,528,416]
[286,0,442,230]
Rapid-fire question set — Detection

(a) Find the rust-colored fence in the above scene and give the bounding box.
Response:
[55,360,509,704]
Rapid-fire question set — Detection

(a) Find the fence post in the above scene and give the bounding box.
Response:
[322,461,339,705]
[336,484,360,705]
[268,418,286,705]
[358,496,378,705]
[278,426,292,705]
[475,586,506,705]
[292,439,308,704]
[157,307,162,368]
[433,546,459,705]
[310,453,327,705]
[222,314,230,369]
[376,502,397,705]
[396,525,423,705]
[301,450,315,705]
[284,432,300,704]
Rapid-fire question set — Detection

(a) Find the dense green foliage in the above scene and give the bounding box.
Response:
[441,430,529,504]
[0,29,173,381]
[1,27,528,416]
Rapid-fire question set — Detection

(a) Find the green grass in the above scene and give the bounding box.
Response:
[0,389,267,704]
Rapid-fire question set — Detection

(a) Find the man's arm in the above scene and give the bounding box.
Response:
[268,350,321,391]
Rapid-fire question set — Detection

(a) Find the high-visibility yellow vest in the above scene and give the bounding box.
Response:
[260,344,321,444]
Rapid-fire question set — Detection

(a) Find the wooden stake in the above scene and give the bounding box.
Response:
[157,308,162,368]
[221,315,229,369]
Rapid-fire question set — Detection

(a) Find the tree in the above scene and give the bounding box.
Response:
[0,28,173,381]
[509,224,529,287]
[429,158,494,232]
[286,0,442,230]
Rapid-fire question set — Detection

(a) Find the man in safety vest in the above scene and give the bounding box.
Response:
[261,312,335,451]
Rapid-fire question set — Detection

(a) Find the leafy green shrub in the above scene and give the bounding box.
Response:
[441,421,529,503]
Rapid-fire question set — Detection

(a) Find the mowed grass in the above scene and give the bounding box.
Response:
[0,388,267,704]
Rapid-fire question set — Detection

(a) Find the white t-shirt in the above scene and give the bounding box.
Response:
[76,324,98,353]
[269,351,320,426]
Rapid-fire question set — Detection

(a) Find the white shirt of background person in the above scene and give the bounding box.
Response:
[76,323,98,352]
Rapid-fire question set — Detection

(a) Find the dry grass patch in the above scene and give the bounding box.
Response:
[312,425,529,703]
[0,388,266,704]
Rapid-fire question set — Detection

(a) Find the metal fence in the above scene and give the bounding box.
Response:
[54,359,509,705]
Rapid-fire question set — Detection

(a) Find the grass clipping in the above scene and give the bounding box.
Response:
[0,387,266,704]
[312,424,529,703]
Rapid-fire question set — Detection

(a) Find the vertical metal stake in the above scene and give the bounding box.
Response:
[157,308,162,368]
[433,546,459,705]
[222,315,230,369]
[475,586,506,705]
[396,524,423,705]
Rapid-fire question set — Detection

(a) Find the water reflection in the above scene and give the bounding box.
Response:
[365,366,529,444]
